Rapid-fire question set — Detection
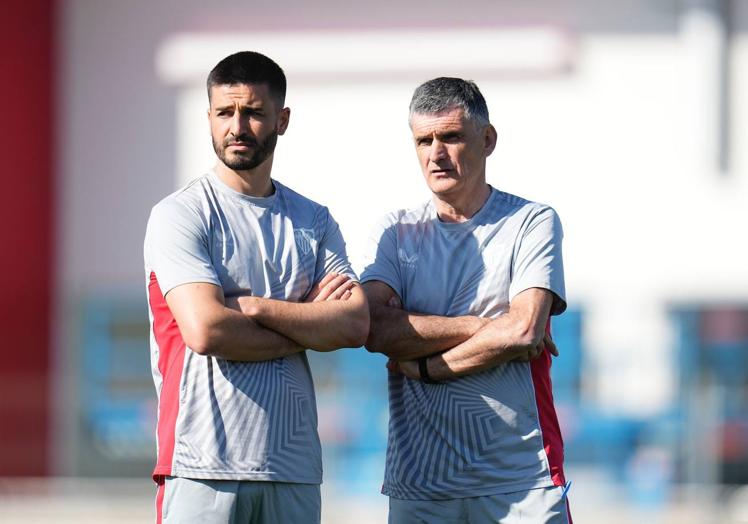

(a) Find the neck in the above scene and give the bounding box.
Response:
[433,182,491,223]
[214,158,275,197]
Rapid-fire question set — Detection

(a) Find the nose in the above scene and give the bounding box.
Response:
[229,112,245,137]
[429,138,447,163]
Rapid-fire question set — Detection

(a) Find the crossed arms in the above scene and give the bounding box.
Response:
[163,262,553,372]
[165,273,369,362]
[363,280,557,382]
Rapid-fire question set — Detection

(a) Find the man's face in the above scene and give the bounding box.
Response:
[410,108,496,199]
[208,83,289,171]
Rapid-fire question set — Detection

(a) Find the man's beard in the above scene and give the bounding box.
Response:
[213,131,278,171]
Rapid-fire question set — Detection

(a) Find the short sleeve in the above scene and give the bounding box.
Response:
[144,200,221,295]
[313,211,358,285]
[359,213,403,300]
[509,207,567,315]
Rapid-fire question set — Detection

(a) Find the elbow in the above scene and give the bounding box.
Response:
[343,309,370,348]
[185,337,212,356]
[182,325,220,356]
[362,307,387,353]
[337,293,370,349]
[363,324,385,354]
[316,306,369,351]
[363,338,378,354]
[347,331,369,350]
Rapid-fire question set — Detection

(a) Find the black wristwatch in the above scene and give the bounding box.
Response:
[418,356,438,384]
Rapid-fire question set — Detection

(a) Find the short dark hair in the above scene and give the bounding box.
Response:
[207,51,287,107]
[409,77,489,127]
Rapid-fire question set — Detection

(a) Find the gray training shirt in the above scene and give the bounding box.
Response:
[361,186,567,500]
[144,171,356,483]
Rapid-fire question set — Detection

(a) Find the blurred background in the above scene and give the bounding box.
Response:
[2,0,748,522]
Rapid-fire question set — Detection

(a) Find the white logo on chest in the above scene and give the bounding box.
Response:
[294,228,315,256]
[397,248,418,267]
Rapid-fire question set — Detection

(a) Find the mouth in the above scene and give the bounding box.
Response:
[227,142,254,151]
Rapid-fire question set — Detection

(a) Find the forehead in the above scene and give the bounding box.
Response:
[410,108,469,137]
[209,83,275,108]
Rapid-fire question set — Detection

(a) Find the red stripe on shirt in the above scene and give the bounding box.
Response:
[148,272,186,481]
[530,322,566,487]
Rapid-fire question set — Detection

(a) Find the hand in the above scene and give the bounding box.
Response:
[386,358,420,380]
[234,295,262,315]
[543,332,559,357]
[512,333,558,362]
[304,272,356,302]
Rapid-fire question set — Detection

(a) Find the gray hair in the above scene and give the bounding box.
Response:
[408,77,490,127]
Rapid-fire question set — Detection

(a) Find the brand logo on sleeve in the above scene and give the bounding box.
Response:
[294,228,316,256]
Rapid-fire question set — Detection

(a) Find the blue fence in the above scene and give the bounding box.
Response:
[77,295,748,496]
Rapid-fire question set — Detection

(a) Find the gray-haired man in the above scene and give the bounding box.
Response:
[361,77,572,523]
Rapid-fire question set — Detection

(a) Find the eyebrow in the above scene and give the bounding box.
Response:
[213,103,264,112]
[414,130,461,141]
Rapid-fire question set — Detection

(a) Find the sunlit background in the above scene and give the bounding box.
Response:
[2,0,748,522]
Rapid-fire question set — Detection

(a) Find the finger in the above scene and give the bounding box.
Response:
[305,272,339,302]
[545,335,559,356]
[339,289,352,301]
[314,274,350,302]
[539,334,555,357]
[322,279,352,301]
[326,280,356,301]
[317,272,338,287]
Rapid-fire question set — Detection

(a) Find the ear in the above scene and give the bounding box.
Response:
[277,107,291,135]
[484,124,498,157]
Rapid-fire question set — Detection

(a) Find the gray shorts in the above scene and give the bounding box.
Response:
[156,477,321,524]
[388,485,572,524]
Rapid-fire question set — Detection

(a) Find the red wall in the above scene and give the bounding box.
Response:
[0,0,54,475]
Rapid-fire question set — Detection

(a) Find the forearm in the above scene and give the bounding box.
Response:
[426,289,553,381]
[366,305,489,360]
[165,282,304,361]
[425,316,537,380]
[239,288,369,351]
[183,306,304,361]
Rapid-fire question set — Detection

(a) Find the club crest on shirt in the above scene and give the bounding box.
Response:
[294,228,316,256]
[397,248,418,267]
